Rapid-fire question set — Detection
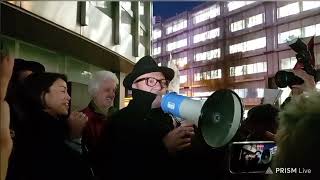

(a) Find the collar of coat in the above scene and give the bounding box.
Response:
[126,88,157,114]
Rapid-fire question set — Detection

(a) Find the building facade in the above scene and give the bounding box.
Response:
[152,1,320,109]
[1,1,152,109]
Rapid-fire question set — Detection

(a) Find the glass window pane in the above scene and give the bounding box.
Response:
[247,13,264,28]
[278,2,300,18]
[303,1,320,11]
[304,25,316,37]
[180,75,187,84]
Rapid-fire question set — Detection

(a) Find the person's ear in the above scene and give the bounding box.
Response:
[41,91,48,108]
[132,83,137,89]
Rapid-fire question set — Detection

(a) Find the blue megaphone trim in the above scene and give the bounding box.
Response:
[161,92,187,118]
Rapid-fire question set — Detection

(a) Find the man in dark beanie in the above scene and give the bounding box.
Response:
[6,58,45,131]
[5,58,45,180]
[95,55,195,180]
[11,58,45,82]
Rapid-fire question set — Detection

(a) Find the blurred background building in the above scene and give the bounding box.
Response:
[152,1,320,111]
[2,1,320,112]
[1,1,152,109]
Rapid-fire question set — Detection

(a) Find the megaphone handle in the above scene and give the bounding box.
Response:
[169,114,181,127]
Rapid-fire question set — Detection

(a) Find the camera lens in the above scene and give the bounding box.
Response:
[261,149,272,164]
[275,70,304,88]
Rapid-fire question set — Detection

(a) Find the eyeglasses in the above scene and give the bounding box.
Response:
[134,77,169,89]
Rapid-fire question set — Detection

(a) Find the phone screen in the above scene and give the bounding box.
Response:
[229,141,277,174]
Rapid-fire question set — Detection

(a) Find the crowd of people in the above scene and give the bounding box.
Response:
[1,41,320,180]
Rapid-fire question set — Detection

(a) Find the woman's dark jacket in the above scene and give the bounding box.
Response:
[8,104,92,180]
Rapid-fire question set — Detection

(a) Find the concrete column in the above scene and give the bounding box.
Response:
[132,1,140,57]
[112,2,120,45]
[145,2,152,55]
[119,72,127,109]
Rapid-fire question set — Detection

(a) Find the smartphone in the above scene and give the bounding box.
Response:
[229,141,277,174]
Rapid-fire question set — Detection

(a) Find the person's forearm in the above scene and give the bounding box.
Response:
[0,134,12,180]
[0,101,12,180]
[0,82,8,101]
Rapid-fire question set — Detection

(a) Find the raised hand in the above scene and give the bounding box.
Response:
[162,123,195,153]
[67,111,88,139]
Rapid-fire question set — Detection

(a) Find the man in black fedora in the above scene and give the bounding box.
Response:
[95,55,195,180]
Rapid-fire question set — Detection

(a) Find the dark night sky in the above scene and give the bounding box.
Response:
[153,1,204,20]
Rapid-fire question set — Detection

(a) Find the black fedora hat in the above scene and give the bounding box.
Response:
[123,55,174,89]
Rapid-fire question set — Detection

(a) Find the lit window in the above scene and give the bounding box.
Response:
[235,66,244,76]
[166,26,173,35]
[121,2,131,12]
[229,62,267,77]
[172,56,188,68]
[193,28,220,44]
[200,72,205,80]
[228,1,255,11]
[247,13,264,28]
[302,1,320,11]
[153,47,161,55]
[180,75,187,84]
[229,37,266,54]
[246,64,254,74]
[277,2,300,18]
[210,69,222,79]
[194,73,200,81]
[280,57,297,70]
[193,91,213,97]
[230,13,264,32]
[230,67,235,77]
[304,25,316,38]
[304,23,320,37]
[194,48,220,61]
[176,57,188,67]
[167,38,187,51]
[194,69,221,81]
[193,4,220,24]
[139,3,144,15]
[317,82,320,90]
[153,29,162,40]
[278,28,302,44]
[256,62,267,73]
[166,19,187,35]
[279,87,291,104]
[158,62,161,66]
[230,20,245,32]
[256,88,264,98]
[233,89,248,98]
[179,92,188,96]
[247,37,266,51]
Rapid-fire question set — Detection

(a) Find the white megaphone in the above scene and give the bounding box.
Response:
[161,89,243,148]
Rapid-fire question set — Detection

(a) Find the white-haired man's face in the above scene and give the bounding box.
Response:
[93,78,117,109]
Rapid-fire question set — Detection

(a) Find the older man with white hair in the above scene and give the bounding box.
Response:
[81,70,119,154]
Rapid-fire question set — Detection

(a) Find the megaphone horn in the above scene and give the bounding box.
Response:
[161,89,243,148]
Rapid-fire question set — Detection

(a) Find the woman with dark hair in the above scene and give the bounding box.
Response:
[11,72,92,180]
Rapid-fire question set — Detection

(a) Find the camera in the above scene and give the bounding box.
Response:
[275,38,320,88]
